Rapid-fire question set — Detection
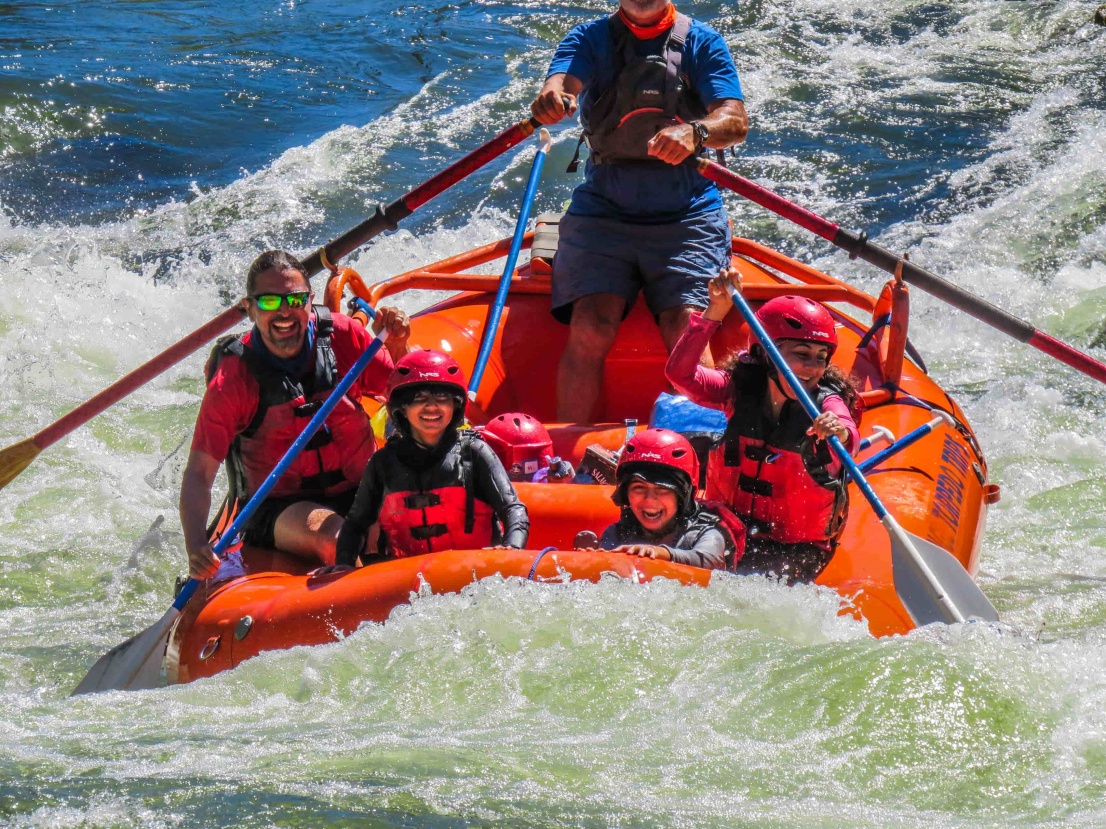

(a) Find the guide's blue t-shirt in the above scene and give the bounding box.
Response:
[547,16,744,224]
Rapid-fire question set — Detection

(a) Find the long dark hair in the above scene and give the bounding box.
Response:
[724,344,861,421]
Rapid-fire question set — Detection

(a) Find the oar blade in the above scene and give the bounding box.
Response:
[71,608,179,695]
[0,437,40,491]
[888,523,999,626]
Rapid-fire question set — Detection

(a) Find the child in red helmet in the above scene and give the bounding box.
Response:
[665,266,860,583]
[332,350,529,566]
[590,428,743,570]
[481,412,575,483]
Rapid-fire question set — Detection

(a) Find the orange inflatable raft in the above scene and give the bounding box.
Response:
[168,228,998,685]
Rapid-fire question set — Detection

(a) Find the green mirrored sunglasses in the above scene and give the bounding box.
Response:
[249,291,311,311]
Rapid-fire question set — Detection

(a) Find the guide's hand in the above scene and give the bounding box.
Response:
[531,80,577,125]
[372,305,410,348]
[647,123,696,165]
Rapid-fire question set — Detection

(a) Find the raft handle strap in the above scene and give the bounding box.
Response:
[527,546,559,580]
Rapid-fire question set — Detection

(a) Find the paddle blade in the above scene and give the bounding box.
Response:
[71,607,180,695]
[885,519,999,626]
[0,437,40,491]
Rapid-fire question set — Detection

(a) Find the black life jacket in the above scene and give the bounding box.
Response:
[569,12,709,171]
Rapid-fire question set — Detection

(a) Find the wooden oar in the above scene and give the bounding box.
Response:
[72,328,390,695]
[0,306,246,491]
[696,158,1106,386]
[468,128,552,400]
[0,113,543,493]
[727,283,999,627]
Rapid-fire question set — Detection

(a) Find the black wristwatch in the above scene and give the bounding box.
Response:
[691,120,710,149]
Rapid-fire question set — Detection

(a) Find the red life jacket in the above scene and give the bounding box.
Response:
[376,434,496,558]
[706,366,850,548]
[205,307,375,500]
[696,500,747,567]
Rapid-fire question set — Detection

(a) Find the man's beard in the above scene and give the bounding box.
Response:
[621,0,668,17]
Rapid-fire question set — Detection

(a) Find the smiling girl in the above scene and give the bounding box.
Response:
[596,428,741,570]
[665,267,860,583]
[333,350,528,566]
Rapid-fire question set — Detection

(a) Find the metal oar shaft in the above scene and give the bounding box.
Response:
[697,158,1106,387]
[32,306,247,451]
[858,413,951,475]
[2,115,542,495]
[304,117,540,276]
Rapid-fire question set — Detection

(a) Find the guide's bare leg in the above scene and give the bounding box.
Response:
[658,305,714,367]
[557,293,627,422]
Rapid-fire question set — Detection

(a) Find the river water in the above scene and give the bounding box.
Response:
[2,0,1105,826]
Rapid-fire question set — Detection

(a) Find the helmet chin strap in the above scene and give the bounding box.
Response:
[767,367,786,397]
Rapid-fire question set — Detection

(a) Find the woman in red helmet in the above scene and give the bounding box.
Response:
[333,350,528,566]
[594,428,743,571]
[665,266,860,583]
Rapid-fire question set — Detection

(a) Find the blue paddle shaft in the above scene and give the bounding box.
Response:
[174,328,387,610]
[726,286,889,520]
[469,135,550,398]
[351,298,377,321]
[858,415,946,474]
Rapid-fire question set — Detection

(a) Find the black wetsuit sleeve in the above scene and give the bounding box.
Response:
[470,440,529,549]
[335,452,387,567]
[665,527,728,570]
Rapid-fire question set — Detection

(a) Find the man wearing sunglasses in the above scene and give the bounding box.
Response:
[179,249,412,580]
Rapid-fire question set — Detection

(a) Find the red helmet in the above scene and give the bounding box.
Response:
[481,413,554,482]
[386,350,468,434]
[613,428,699,516]
[386,350,467,398]
[756,295,837,356]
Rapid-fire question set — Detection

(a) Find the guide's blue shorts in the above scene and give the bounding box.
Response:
[550,208,732,324]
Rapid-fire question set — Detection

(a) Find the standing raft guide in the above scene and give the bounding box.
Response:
[4,2,1105,694]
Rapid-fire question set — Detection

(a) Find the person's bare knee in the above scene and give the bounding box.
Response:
[658,306,695,350]
[659,305,713,366]
[557,295,626,421]
[273,501,343,564]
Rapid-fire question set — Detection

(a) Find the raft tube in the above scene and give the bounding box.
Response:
[170,233,997,685]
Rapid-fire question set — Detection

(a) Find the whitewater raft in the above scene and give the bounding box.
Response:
[168,228,999,685]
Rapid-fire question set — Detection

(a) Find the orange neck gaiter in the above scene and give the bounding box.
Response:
[618,3,677,40]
